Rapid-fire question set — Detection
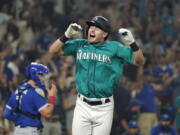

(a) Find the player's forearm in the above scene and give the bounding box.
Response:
[45,104,54,118]
[40,104,54,118]
[40,93,56,118]
[49,39,64,54]
[133,49,145,66]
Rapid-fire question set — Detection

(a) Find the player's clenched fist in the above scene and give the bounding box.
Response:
[65,23,82,39]
[118,28,135,46]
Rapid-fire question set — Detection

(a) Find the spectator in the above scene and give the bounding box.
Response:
[134,71,158,135]
[63,81,77,135]
[150,113,176,135]
[120,99,143,133]
[17,20,36,54]
[159,2,174,36]
[36,24,57,52]
[175,96,180,134]
[7,54,20,76]
[122,120,142,135]
[174,62,180,134]
[111,77,131,135]
[171,62,180,101]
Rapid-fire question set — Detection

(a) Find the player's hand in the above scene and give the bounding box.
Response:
[65,23,82,39]
[118,28,135,46]
[47,83,57,97]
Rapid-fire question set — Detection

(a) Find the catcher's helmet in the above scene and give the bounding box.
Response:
[24,62,50,90]
[86,16,111,33]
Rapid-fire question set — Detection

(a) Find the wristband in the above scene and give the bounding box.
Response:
[49,96,55,105]
[59,35,69,43]
[130,42,139,52]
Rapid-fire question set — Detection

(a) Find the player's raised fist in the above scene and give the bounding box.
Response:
[65,23,82,39]
[118,28,135,46]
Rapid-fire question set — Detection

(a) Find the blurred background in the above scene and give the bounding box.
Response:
[0,0,180,135]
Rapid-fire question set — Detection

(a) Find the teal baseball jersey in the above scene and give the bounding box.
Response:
[63,39,134,98]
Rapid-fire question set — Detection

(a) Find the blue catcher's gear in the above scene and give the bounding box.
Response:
[3,83,47,129]
[24,62,50,90]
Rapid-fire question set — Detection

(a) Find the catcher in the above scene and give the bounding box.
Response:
[3,62,57,135]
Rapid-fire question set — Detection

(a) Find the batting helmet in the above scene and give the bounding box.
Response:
[24,62,50,90]
[86,16,111,33]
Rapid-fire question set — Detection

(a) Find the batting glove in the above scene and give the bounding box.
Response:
[65,23,82,39]
[118,28,135,46]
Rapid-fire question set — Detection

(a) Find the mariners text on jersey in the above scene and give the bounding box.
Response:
[76,50,111,64]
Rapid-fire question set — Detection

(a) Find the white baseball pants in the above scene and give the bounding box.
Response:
[72,95,114,135]
[13,126,40,135]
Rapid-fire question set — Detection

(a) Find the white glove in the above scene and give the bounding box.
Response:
[65,23,82,39]
[118,28,135,46]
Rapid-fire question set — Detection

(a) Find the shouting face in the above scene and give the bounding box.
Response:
[88,26,108,44]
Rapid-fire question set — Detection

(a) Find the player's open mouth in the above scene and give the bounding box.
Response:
[90,34,95,38]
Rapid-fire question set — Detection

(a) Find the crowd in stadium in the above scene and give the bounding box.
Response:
[0,0,180,135]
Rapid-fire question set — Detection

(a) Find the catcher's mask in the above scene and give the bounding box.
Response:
[24,62,50,90]
[86,16,111,40]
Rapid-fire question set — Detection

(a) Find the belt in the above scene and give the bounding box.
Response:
[78,94,110,106]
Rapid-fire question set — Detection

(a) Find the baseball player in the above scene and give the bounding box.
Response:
[3,62,57,135]
[49,16,145,135]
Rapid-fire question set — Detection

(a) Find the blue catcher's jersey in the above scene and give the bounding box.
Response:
[5,83,48,129]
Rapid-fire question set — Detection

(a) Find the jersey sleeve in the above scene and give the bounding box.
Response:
[5,92,17,110]
[63,39,85,56]
[33,92,48,112]
[4,92,19,121]
[115,42,134,64]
